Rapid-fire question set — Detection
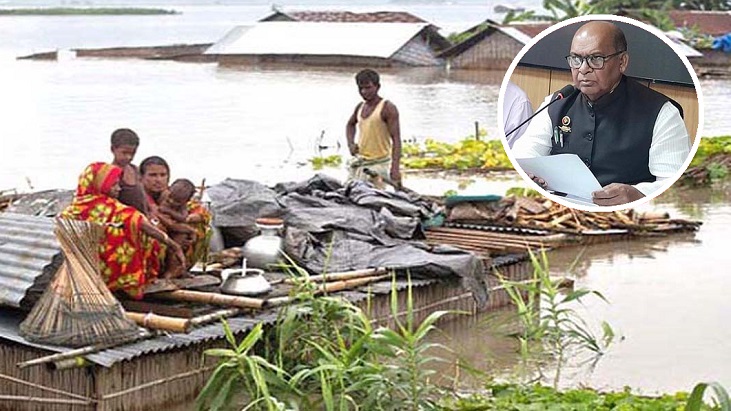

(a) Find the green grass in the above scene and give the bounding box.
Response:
[0,8,178,16]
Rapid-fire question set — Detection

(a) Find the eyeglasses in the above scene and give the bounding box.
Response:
[565,50,625,69]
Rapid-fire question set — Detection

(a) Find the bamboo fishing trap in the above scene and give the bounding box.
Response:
[20,218,140,347]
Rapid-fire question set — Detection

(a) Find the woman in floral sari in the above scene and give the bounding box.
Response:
[61,162,185,299]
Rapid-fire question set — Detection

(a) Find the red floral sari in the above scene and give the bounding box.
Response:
[61,162,162,299]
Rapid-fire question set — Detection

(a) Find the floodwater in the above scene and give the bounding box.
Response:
[0,0,730,405]
[431,182,731,395]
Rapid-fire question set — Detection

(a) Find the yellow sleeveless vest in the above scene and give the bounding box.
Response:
[357,99,391,161]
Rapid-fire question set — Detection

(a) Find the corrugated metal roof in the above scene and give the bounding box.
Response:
[669,11,731,37]
[497,26,533,46]
[667,37,704,57]
[0,213,61,309]
[0,278,438,367]
[205,22,430,58]
[262,10,428,24]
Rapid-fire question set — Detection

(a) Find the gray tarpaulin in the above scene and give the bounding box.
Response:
[207,175,488,307]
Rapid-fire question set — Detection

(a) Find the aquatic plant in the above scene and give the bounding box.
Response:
[495,248,614,388]
[439,383,707,410]
[197,270,452,410]
[402,136,512,171]
[309,154,343,170]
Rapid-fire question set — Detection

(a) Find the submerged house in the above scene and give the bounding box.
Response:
[438,21,533,70]
[205,21,451,67]
[259,10,428,24]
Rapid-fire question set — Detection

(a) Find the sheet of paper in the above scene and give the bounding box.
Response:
[516,154,602,201]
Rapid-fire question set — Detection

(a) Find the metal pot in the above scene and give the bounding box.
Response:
[220,268,271,296]
[241,218,284,270]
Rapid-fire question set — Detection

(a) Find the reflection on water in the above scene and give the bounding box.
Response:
[431,187,731,394]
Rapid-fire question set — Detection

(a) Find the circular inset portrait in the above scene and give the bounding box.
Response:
[499,15,703,211]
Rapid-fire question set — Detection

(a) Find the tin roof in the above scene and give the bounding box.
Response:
[507,22,552,39]
[261,10,428,24]
[506,21,702,58]
[0,213,61,309]
[669,11,731,37]
[438,21,530,58]
[205,22,432,58]
[0,278,437,367]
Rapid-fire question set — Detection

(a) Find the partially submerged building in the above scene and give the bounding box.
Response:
[438,21,532,70]
[205,21,450,67]
[259,10,428,24]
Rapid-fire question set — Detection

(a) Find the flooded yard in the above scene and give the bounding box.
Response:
[430,182,731,395]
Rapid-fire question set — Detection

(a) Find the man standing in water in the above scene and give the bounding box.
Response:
[346,69,402,189]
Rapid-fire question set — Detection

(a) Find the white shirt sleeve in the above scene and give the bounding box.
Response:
[503,83,534,148]
[633,101,691,196]
[512,95,554,157]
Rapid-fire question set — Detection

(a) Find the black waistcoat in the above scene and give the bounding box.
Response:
[548,76,677,186]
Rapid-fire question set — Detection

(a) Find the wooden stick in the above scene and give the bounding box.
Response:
[126,312,191,333]
[155,289,265,309]
[17,330,153,369]
[316,274,391,294]
[282,267,388,284]
[0,372,93,402]
[189,308,243,327]
[0,396,94,406]
[266,274,392,307]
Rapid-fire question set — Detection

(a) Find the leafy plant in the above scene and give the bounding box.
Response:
[439,383,706,410]
[198,266,455,410]
[495,249,614,388]
[402,136,512,171]
[309,154,343,170]
[196,322,288,411]
[686,382,731,411]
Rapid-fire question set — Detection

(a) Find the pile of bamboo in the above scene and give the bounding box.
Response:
[424,227,565,255]
[448,196,701,234]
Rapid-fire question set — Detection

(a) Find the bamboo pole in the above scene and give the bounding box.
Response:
[0,372,94,402]
[189,308,243,327]
[266,273,392,308]
[17,329,153,369]
[99,366,215,401]
[155,289,265,309]
[316,274,391,295]
[126,312,191,333]
[282,267,388,284]
[51,357,91,371]
[0,395,94,406]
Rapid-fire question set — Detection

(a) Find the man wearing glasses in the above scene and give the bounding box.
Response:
[513,21,690,206]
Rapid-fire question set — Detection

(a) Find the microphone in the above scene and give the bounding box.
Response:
[505,84,578,138]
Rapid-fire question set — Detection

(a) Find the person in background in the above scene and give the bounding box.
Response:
[346,69,402,189]
[110,128,148,215]
[513,21,690,206]
[503,81,534,148]
[61,162,185,299]
[140,156,212,271]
